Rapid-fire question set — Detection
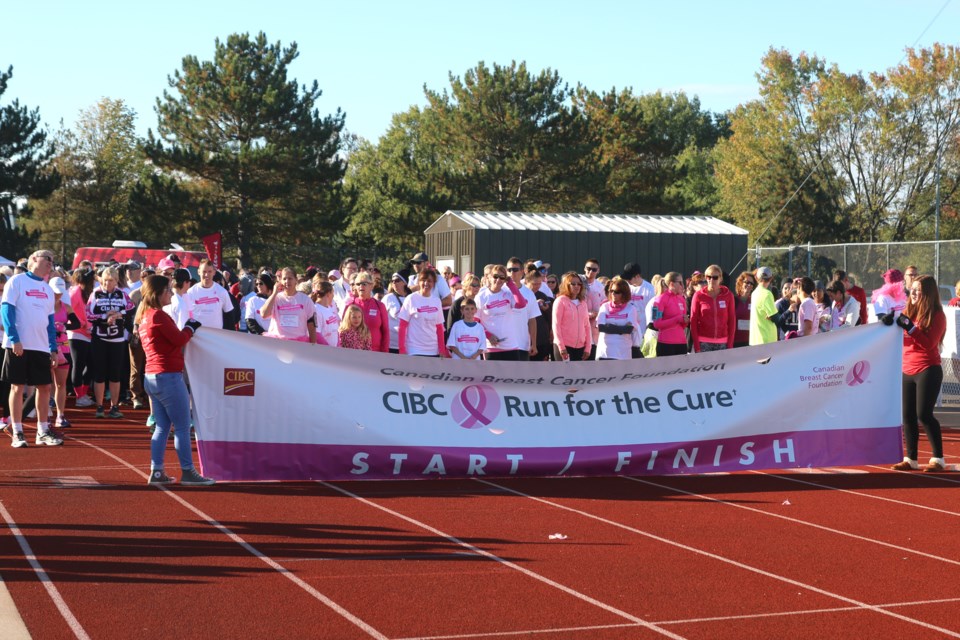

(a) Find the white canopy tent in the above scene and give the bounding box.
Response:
[0,255,15,267]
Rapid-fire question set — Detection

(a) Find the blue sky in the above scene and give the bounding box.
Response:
[2,0,957,143]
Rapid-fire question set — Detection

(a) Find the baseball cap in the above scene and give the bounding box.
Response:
[756,266,773,280]
[157,258,177,271]
[126,260,142,270]
[882,269,903,284]
[411,252,428,263]
[48,277,66,294]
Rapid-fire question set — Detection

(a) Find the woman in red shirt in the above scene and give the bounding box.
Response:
[891,275,947,472]
[690,265,736,352]
[136,275,214,486]
[345,272,390,352]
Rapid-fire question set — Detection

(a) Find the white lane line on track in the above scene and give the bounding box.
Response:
[68,437,388,640]
[317,481,688,640]
[0,501,91,640]
[622,476,960,566]
[0,465,137,475]
[753,470,960,516]
[475,479,960,638]
[396,595,960,639]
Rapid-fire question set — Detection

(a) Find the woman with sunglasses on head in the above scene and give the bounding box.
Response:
[651,272,690,357]
[889,275,947,472]
[474,264,528,361]
[344,271,389,353]
[596,277,639,360]
[552,272,592,362]
[136,275,213,486]
[690,265,735,352]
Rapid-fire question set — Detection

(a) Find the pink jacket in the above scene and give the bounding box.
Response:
[652,291,688,345]
[552,295,592,351]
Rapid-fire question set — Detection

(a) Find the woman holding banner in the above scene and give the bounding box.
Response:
[891,275,947,473]
[136,275,214,486]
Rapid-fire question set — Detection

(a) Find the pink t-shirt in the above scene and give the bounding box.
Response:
[265,292,315,342]
[398,292,443,355]
[314,302,340,347]
[797,297,819,337]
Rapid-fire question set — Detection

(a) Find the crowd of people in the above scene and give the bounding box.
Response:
[1,249,957,477]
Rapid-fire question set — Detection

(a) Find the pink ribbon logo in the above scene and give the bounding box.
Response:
[450,384,500,429]
[846,360,870,386]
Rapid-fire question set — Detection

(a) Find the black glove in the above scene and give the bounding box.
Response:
[246,318,265,335]
[646,322,656,332]
[185,318,202,333]
[878,312,894,326]
[895,314,915,332]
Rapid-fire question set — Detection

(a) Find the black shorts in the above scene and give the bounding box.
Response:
[1,348,53,386]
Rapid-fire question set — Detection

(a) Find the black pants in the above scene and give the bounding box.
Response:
[91,337,127,383]
[553,345,585,362]
[531,344,552,362]
[902,365,943,460]
[656,342,688,358]
[69,339,92,389]
[486,350,528,361]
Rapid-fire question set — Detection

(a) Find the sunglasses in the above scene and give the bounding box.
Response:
[492,274,507,281]
[585,266,599,272]
[507,267,520,273]
[706,275,720,280]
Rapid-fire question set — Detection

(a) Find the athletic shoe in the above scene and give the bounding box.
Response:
[55,417,72,429]
[923,460,946,473]
[36,431,63,446]
[95,405,105,419]
[180,468,215,486]
[76,396,94,408]
[11,432,28,448]
[132,400,145,410]
[108,406,124,419]
[891,460,918,471]
[148,470,175,485]
[146,414,156,428]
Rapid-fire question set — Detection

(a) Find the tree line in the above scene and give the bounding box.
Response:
[1,32,958,271]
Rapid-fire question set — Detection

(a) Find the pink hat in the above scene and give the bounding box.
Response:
[157,258,177,271]
[882,269,903,284]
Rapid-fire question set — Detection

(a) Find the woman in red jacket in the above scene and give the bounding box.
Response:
[136,275,214,486]
[891,275,947,472]
[345,272,390,353]
[652,271,689,357]
[690,265,736,352]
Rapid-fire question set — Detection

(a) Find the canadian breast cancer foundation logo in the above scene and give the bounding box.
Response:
[450,384,500,429]
[224,368,256,396]
[846,360,870,387]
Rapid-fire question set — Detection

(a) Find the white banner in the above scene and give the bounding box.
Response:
[185,324,904,481]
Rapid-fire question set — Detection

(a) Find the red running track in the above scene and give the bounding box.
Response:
[2,407,960,639]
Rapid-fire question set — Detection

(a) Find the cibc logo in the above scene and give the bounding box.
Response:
[846,360,870,387]
[224,368,255,396]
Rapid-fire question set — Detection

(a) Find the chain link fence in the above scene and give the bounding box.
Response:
[751,240,960,407]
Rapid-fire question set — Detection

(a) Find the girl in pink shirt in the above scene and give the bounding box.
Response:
[652,271,689,357]
[339,305,372,350]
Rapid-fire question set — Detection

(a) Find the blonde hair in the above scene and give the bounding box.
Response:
[100,266,120,284]
[339,304,370,340]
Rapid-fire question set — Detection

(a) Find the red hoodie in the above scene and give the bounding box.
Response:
[690,286,736,351]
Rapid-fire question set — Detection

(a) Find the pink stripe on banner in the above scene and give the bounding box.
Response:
[197,426,903,482]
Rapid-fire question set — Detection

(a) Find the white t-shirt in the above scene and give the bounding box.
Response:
[596,302,639,360]
[184,282,233,329]
[314,302,340,347]
[872,293,905,321]
[506,283,540,351]
[265,292,315,341]
[797,297,819,337]
[382,292,405,351]
[1,272,55,352]
[398,292,444,355]
[446,319,486,359]
[333,279,351,317]
[163,292,193,329]
[245,296,270,332]
[475,286,524,351]
[238,291,258,332]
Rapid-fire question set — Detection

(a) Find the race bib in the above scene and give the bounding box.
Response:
[279,314,299,328]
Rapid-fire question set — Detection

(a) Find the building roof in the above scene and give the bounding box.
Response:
[427,210,748,235]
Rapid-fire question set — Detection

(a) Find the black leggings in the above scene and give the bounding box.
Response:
[553,345,585,362]
[69,339,92,388]
[902,365,943,460]
[656,342,688,358]
[486,350,529,361]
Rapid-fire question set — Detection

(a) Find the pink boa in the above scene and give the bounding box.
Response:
[870,282,906,306]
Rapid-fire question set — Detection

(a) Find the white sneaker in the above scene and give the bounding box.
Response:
[36,431,63,446]
[76,396,94,408]
[11,432,27,448]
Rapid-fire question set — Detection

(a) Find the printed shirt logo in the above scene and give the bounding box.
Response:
[26,290,50,299]
[450,384,500,429]
[417,306,439,313]
[224,368,255,396]
[196,296,219,305]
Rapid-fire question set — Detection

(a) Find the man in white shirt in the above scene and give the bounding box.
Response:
[126,260,143,291]
[407,252,452,308]
[183,259,233,329]
[583,258,605,359]
[506,257,540,359]
[1,249,61,447]
[333,257,358,316]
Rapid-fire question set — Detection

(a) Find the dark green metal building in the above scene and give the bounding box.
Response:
[424,210,749,279]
